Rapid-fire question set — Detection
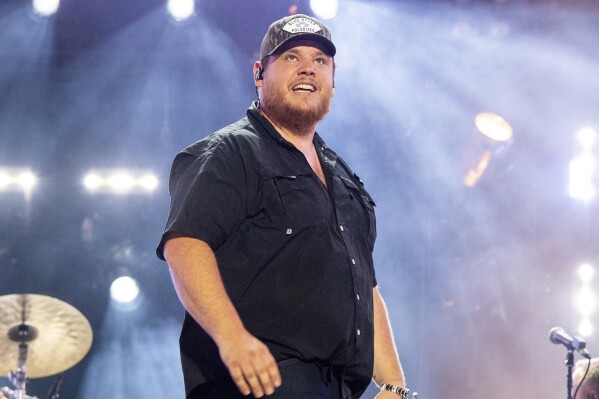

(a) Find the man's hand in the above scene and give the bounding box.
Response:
[165,237,282,396]
[218,329,281,398]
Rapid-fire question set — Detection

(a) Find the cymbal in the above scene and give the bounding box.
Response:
[0,294,93,378]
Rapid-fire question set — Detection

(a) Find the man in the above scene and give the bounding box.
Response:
[157,13,407,399]
[574,358,599,399]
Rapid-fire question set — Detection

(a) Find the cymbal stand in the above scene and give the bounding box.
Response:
[8,342,29,399]
[6,321,38,399]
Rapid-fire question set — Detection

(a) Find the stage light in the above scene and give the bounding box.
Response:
[0,171,11,189]
[110,276,140,304]
[17,171,37,191]
[139,174,159,191]
[569,155,596,201]
[464,151,491,187]
[578,319,593,337]
[570,127,597,202]
[310,0,338,20]
[167,0,195,22]
[577,263,596,337]
[576,289,597,316]
[578,263,594,283]
[32,0,60,17]
[83,173,103,190]
[475,112,513,142]
[107,173,136,193]
[0,167,37,194]
[83,169,159,195]
[462,113,513,187]
[577,127,597,150]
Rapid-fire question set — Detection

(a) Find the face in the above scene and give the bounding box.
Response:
[255,40,335,134]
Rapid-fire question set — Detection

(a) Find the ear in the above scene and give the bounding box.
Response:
[590,390,599,399]
[253,61,263,87]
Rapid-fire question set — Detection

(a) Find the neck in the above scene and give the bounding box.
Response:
[259,106,326,186]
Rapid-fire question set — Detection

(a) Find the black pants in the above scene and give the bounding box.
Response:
[188,359,344,399]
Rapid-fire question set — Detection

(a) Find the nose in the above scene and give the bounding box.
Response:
[298,61,315,76]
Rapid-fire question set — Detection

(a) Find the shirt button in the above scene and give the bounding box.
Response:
[356,294,360,300]
[351,258,356,265]
[286,228,293,235]
[339,225,344,231]
[357,329,361,336]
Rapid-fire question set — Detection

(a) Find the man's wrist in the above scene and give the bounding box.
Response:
[381,383,410,399]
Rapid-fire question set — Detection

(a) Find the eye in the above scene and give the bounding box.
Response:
[315,58,326,65]
[285,54,298,61]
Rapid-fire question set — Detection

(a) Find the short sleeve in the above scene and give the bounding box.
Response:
[156,137,246,260]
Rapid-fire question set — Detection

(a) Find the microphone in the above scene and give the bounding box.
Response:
[549,327,591,359]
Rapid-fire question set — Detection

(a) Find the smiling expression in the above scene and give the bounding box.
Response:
[256,40,335,135]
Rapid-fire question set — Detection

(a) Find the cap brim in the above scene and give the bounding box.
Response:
[266,33,336,58]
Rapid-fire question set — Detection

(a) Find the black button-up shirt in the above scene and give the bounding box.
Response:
[157,102,377,398]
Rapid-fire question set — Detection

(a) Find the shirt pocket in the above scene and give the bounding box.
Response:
[257,167,323,229]
[339,175,377,250]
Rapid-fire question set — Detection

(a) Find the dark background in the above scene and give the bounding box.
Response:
[1,0,598,397]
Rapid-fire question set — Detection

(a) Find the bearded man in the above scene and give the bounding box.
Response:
[157,14,407,399]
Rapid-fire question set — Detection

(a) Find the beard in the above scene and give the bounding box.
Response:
[259,84,332,135]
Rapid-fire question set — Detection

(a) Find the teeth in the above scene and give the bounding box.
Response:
[293,84,315,92]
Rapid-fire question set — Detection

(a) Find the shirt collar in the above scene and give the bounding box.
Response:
[246,101,337,167]
[247,101,294,148]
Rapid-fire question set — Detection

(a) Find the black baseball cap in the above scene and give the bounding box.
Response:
[259,14,336,60]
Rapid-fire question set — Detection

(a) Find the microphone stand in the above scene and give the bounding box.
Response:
[565,349,574,399]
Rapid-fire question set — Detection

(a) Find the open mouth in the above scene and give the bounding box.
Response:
[292,83,316,93]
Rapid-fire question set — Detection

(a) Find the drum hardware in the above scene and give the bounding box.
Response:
[0,386,37,399]
[0,294,93,399]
